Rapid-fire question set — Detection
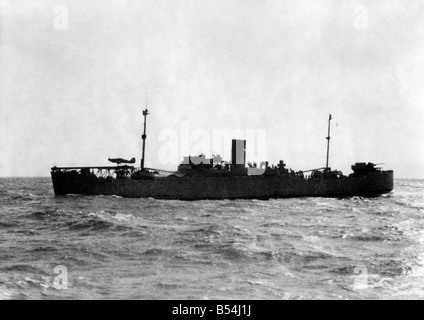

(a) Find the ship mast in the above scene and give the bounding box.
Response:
[325,114,332,170]
[141,108,149,170]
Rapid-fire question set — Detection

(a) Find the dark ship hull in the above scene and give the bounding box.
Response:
[51,168,393,200]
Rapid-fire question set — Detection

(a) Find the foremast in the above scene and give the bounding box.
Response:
[141,109,149,170]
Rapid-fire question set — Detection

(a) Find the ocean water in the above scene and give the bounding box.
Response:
[0,178,423,300]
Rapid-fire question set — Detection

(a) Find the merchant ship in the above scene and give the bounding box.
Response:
[51,111,393,200]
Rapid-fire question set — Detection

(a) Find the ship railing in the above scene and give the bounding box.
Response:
[51,166,135,179]
[143,168,179,176]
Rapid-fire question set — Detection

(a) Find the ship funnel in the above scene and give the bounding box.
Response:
[231,139,246,172]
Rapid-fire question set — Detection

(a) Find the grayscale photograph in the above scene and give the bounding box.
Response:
[0,0,423,302]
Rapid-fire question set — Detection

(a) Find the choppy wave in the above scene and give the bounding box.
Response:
[0,178,424,299]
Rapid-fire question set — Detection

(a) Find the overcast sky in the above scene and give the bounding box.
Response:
[0,0,423,178]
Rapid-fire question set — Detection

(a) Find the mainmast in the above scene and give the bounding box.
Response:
[141,108,149,170]
[325,114,332,170]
